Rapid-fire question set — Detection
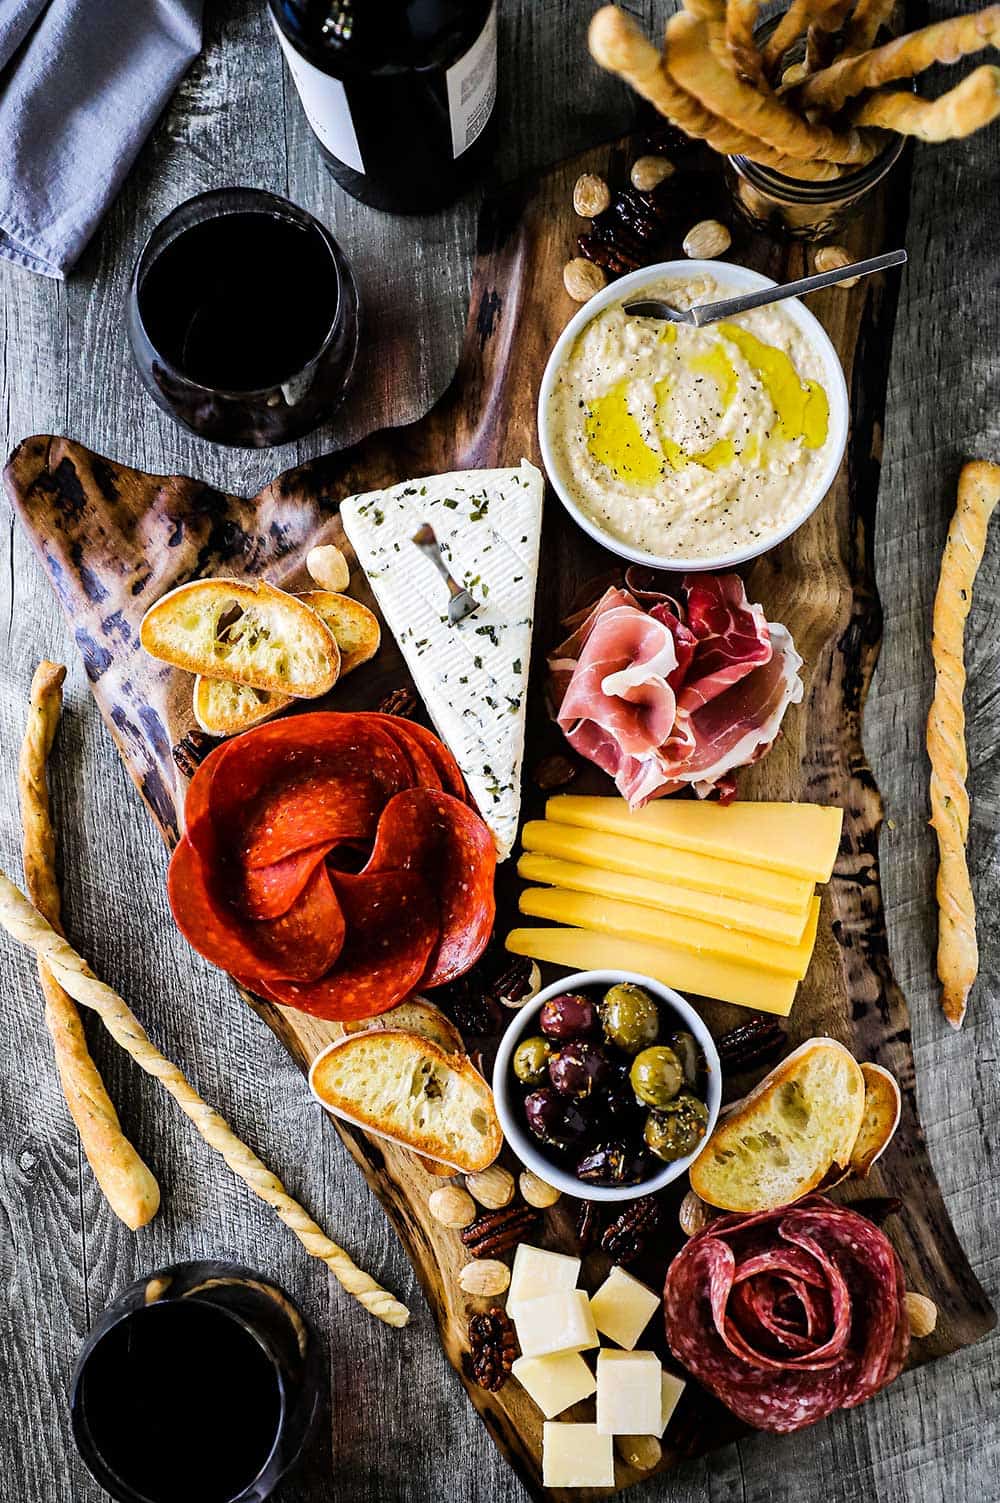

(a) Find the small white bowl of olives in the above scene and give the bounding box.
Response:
[492,970,721,1203]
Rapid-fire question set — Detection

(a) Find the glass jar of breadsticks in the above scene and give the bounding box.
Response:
[723,14,907,241]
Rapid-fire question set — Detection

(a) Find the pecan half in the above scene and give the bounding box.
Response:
[601,1196,661,1266]
[716,1016,787,1072]
[851,1195,903,1226]
[172,729,213,780]
[376,687,417,718]
[468,1307,517,1392]
[533,753,579,791]
[577,234,640,276]
[575,1199,600,1255]
[460,1204,540,1258]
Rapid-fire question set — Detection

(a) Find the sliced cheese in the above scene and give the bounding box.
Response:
[517,851,811,944]
[589,1266,660,1351]
[341,462,543,859]
[658,1371,686,1437]
[596,1351,663,1436]
[521,819,813,915]
[542,1423,614,1489]
[547,795,844,883]
[508,1243,580,1313]
[512,1351,597,1419]
[520,888,821,979]
[513,1290,599,1359]
[506,928,798,1016]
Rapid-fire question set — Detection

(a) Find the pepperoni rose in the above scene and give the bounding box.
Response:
[664,1196,909,1433]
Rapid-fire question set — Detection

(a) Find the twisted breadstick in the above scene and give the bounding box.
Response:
[927,461,1000,1028]
[19,663,159,1230]
[795,4,1000,111]
[724,0,767,87]
[0,873,409,1326]
[851,65,1000,141]
[842,0,897,56]
[588,6,842,179]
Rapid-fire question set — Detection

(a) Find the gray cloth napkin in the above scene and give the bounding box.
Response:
[0,0,203,278]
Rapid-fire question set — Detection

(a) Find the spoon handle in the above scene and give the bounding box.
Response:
[689,248,907,327]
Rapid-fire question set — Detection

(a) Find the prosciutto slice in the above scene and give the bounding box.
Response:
[548,573,803,806]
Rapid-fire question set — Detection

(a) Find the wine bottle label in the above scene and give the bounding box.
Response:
[273,20,365,174]
[446,2,498,159]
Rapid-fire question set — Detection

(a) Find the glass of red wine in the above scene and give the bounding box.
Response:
[127,187,360,447]
[71,1260,320,1503]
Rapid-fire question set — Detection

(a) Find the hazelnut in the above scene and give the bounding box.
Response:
[518,1170,561,1209]
[306,543,351,593]
[465,1165,515,1210]
[563,257,607,302]
[905,1291,938,1338]
[630,155,674,193]
[814,244,860,287]
[678,1189,713,1237]
[616,1435,662,1471]
[780,61,809,88]
[573,172,611,218]
[428,1185,477,1229]
[682,219,731,260]
[458,1259,511,1298]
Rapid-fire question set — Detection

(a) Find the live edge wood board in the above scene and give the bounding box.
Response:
[4,136,995,1500]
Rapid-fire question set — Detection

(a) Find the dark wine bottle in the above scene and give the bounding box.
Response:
[270,0,498,214]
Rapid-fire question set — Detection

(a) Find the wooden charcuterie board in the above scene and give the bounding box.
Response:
[5,135,995,1499]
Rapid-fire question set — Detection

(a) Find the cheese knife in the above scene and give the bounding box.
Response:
[411,522,480,624]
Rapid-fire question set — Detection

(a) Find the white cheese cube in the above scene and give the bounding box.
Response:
[658,1370,686,1436]
[511,1351,597,1419]
[596,1350,663,1436]
[542,1423,614,1489]
[508,1243,581,1314]
[513,1290,599,1359]
[589,1265,660,1350]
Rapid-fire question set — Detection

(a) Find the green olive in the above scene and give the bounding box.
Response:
[600,983,659,1055]
[630,1045,683,1107]
[643,1092,710,1162]
[668,1029,702,1092]
[513,1035,553,1087]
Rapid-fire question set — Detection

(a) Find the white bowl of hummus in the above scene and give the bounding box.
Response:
[537,260,849,571]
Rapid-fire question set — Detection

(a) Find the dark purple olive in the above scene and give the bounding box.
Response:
[540,992,599,1041]
[576,1140,647,1186]
[523,1087,566,1145]
[599,1062,642,1122]
[558,1100,593,1147]
[548,1040,611,1098]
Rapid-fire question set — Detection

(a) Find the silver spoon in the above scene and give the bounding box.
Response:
[623,248,907,328]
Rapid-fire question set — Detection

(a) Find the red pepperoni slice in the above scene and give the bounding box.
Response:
[362,788,495,987]
[361,713,467,801]
[237,842,335,921]
[264,869,438,1020]
[241,771,384,870]
[168,838,346,983]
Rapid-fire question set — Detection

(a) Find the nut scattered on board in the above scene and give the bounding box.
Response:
[465,1165,515,1210]
[629,155,674,192]
[905,1291,938,1338]
[494,955,542,1009]
[459,1259,511,1298]
[814,245,860,287]
[468,1307,517,1392]
[573,172,612,218]
[679,1189,713,1238]
[682,219,731,260]
[533,752,579,790]
[602,1196,661,1265]
[460,1203,540,1258]
[616,1435,662,1471]
[306,542,351,593]
[519,1169,561,1209]
[428,1184,477,1229]
[563,257,607,302]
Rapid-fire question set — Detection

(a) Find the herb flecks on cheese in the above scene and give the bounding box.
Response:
[341,462,543,860]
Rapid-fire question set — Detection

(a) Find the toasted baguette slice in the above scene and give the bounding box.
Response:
[309,1031,501,1173]
[690,1038,866,1212]
[849,1062,901,1177]
[141,578,340,696]
[192,590,380,736]
[340,998,463,1055]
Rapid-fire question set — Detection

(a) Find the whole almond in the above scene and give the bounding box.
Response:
[306,543,351,593]
[630,155,674,193]
[905,1291,938,1338]
[563,257,607,303]
[518,1170,561,1209]
[465,1166,515,1210]
[682,219,731,259]
[616,1435,662,1471]
[573,172,611,218]
[428,1185,477,1229]
[459,1259,511,1298]
[814,244,859,287]
[679,1189,713,1237]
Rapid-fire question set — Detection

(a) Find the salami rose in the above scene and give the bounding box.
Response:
[663,1196,909,1433]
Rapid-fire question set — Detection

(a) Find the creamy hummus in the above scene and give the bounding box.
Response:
[547,274,837,560]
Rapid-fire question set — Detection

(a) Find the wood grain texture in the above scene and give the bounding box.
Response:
[0,0,998,1500]
[4,115,996,1498]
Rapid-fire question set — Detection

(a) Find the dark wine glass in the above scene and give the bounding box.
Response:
[128,187,360,447]
[71,1260,321,1503]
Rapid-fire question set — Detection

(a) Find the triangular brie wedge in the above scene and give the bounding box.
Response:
[341,461,543,860]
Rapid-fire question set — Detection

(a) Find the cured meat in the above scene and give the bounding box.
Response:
[548,574,803,807]
[359,713,468,801]
[363,788,496,987]
[264,870,439,1019]
[237,842,334,921]
[663,1196,909,1433]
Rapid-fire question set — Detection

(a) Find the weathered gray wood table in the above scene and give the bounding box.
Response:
[1,2,997,1499]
